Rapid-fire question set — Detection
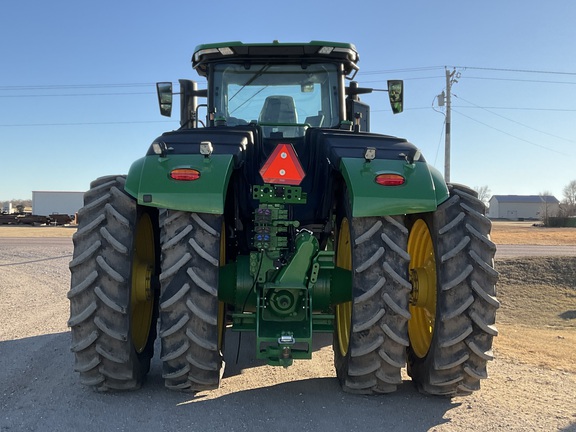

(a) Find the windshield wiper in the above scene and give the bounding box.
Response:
[230,86,268,116]
[229,64,270,102]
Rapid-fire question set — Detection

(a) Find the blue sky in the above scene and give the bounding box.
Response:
[1,0,575,203]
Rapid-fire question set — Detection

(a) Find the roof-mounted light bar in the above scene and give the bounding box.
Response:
[192,41,360,76]
[194,47,235,63]
[318,46,358,61]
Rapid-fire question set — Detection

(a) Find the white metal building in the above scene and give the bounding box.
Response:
[487,195,560,220]
[2,202,13,214]
[32,191,84,216]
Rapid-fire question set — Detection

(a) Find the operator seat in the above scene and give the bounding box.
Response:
[259,95,298,137]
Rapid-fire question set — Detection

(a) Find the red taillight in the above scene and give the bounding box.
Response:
[170,168,200,181]
[260,143,305,186]
[375,174,405,186]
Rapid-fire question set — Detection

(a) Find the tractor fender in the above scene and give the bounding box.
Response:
[125,154,234,214]
[338,157,449,217]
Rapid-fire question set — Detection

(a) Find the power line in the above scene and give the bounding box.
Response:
[453,94,576,144]
[2,65,574,92]
[359,75,576,86]
[434,117,446,166]
[452,106,576,112]
[451,108,569,155]
[0,120,176,127]
[363,65,576,76]
[359,76,444,84]
[452,66,576,76]
[361,66,444,75]
[371,107,431,112]
[371,105,576,113]
[0,92,155,98]
[464,76,576,85]
[0,83,155,90]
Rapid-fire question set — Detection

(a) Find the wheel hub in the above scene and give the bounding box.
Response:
[409,262,435,309]
[131,213,156,354]
[407,219,437,359]
[335,218,352,357]
[133,261,152,302]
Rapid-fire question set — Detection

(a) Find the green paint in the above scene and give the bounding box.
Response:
[194,40,356,55]
[339,158,449,217]
[221,198,340,366]
[274,231,319,288]
[125,154,234,214]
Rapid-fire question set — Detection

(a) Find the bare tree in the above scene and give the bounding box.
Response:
[473,185,491,206]
[562,180,576,216]
[539,190,557,225]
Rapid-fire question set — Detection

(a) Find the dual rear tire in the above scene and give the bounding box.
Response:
[334,184,499,396]
[158,209,224,391]
[406,184,499,395]
[68,176,224,391]
[68,176,158,390]
[333,212,411,394]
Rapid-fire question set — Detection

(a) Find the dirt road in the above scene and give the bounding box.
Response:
[496,244,576,258]
[1,225,575,431]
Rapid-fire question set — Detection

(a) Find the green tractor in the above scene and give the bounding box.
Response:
[68,41,499,395]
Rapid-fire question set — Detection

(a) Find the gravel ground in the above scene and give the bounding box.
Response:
[1,236,575,432]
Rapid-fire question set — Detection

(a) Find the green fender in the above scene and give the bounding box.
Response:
[125,154,234,214]
[339,158,449,217]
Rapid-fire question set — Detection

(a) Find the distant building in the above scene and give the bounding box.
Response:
[488,195,560,220]
[2,202,13,214]
[32,191,84,216]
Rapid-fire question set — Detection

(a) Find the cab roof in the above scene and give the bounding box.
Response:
[192,40,359,76]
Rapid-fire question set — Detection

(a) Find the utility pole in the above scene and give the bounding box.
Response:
[444,68,456,183]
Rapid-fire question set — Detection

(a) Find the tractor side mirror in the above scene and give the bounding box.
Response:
[387,80,403,114]
[156,82,173,117]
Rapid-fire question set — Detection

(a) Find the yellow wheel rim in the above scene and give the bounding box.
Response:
[218,221,226,350]
[335,218,352,357]
[131,213,155,353]
[407,219,437,358]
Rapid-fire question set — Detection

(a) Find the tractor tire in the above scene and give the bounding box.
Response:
[68,175,159,391]
[406,183,499,396]
[334,201,411,394]
[158,209,224,391]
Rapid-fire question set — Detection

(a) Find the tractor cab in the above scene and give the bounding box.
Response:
[156,41,403,134]
[210,62,339,138]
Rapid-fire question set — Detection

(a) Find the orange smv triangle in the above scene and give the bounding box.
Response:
[259,143,306,186]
